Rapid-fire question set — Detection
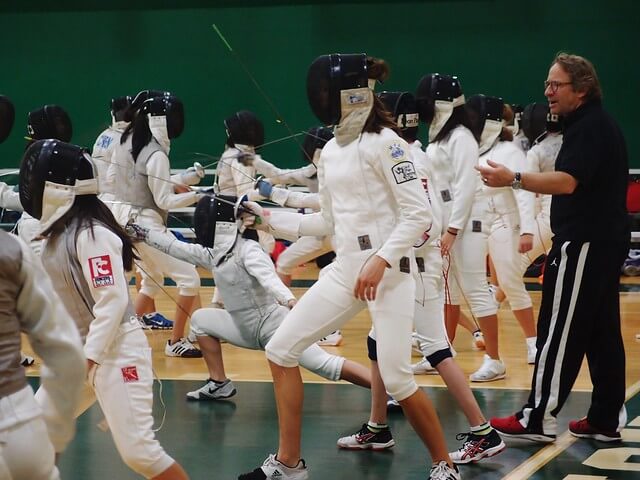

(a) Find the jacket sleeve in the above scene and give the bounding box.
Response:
[255,156,317,187]
[447,131,479,230]
[76,227,130,364]
[145,229,215,270]
[374,138,432,266]
[265,154,333,239]
[269,187,320,209]
[242,241,295,304]
[16,237,85,453]
[147,151,199,210]
[0,181,22,211]
[509,147,536,235]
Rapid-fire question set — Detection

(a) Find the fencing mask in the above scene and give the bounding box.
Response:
[0,95,15,143]
[377,91,419,143]
[466,95,504,154]
[307,53,372,146]
[141,95,184,153]
[224,111,265,151]
[193,194,240,264]
[19,139,98,232]
[415,73,465,142]
[27,105,73,142]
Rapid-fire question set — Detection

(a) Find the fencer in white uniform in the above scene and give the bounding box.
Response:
[239,54,460,480]
[21,139,190,480]
[415,74,503,382]
[109,92,202,358]
[334,91,505,465]
[468,96,538,365]
[0,232,85,480]
[128,195,370,400]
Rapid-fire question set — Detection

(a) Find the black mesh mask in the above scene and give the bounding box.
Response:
[27,105,73,142]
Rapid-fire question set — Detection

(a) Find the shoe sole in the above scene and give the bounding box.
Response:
[496,431,556,443]
[186,389,237,401]
[165,352,204,358]
[569,431,621,442]
[317,339,343,346]
[470,373,506,382]
[452,441,507,464]
[337,440,395,450]
[146,325,173,330]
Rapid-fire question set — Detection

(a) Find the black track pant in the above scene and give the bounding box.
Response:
[516,240,627,434]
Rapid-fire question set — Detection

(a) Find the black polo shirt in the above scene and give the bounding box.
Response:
[551,99,630,243]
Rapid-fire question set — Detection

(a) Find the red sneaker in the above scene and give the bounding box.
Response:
[490,414,556,443]
[569,418,621,442]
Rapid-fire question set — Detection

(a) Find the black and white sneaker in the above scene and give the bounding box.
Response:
[164,338,203,358]
[449,429,505,464]
[238,454,308,479]
[186,379,237,401]
[429,461,461,480]
[337,423,395,450]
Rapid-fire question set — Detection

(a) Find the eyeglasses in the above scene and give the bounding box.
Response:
[544,80,572,94]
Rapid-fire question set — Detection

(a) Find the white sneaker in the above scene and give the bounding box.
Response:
[20,353,35,367]
[429,461,461,480]
[186,379,237,401]
[316,330,343,346]
[470,354,506,382]
[412,357,438,375]
[526,338,537,365]
[471,330,486,351]
[239,454,308,480]
[164,338,203,358]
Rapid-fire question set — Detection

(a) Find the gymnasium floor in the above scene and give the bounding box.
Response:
[23,267,640,479]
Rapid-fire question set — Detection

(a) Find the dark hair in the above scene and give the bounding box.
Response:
[552,52,602,101]
[362,57,400,135]
[120,113,152,161]
[498,104,514,142]
[42,195,139,271]
[433,105,478,143]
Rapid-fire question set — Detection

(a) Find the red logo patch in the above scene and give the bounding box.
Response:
[121,366,139,383]
[88,255,114,288]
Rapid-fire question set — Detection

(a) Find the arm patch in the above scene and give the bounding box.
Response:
[391,161,417,184]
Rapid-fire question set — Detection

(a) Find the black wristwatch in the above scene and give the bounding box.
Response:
[511,172,522,190]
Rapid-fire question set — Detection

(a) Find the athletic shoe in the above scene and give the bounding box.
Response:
[186,379,237,401]
[472,330,486,351]
[316,330,343,346]
[429,461,461,480]
[490,414,556,443]
[386,395,401,411]
[569,418,621,442]
[20,353,35,367]
[622,250,640,276]
[141,312,174,330]
[449,429,506,464]
[238,454,308,480]
[337,423,395,450]
[470,354,506,382]
[165,338,203,358]
[412,357,438,375]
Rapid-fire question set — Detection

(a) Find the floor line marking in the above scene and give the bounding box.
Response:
[502,380,640,480]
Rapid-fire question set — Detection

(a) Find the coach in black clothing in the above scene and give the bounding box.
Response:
[479,52,629,443]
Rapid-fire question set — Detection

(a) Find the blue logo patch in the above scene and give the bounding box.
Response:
[389,143,405,160]
[97,135,113,149]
